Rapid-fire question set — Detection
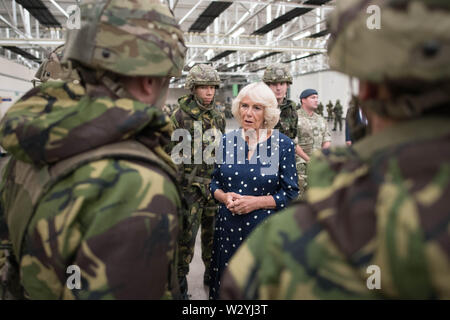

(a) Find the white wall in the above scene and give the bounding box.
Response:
[291,70,359,116]
[0,56,36,119]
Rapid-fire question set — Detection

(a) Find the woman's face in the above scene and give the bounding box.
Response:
[239,96,265,131]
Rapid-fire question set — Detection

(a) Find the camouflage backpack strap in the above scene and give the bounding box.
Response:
[4,140,178,261]
[210,108,226,132]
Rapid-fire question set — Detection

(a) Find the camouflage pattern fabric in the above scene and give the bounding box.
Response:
[32,44,80,87]
[185,64,221,91]
[0,81,181,299]
[333,100,344,131]
[296,107,331,199]
[221,116,450,299]
[328,0,450,119]
[63,0,186,79]
[274,99,298,141]
[169,94,225,287]
[262,63,293,84]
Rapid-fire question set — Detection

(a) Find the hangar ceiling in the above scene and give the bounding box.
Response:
[0,0,336,86]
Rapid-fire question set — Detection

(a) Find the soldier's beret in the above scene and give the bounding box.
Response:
[300,89,318,100]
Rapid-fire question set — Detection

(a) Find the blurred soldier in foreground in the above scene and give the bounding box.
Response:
[0,0,186,300]
[170,64,225,297]
[221,0,450,299]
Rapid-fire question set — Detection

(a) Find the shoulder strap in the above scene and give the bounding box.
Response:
[4,140,177,260]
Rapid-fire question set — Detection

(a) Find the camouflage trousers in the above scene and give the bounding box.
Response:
[177,188,217,284]
[333,118,343,131]
[296,156,308,201]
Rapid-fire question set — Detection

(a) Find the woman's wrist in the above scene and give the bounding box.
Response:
[257,195,276,210]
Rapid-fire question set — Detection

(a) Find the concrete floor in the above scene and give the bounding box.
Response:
[186,117,346,300]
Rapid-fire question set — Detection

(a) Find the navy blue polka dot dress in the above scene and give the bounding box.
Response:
[208,129,299,299]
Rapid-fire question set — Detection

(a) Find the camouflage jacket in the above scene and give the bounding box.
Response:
[274,99,298,141]
[221,116,450,299]
[0,81,181,299]
[169,94,225,196]
[297,107,331,159]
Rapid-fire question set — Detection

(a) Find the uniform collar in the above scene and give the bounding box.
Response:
[179,94,215,120]
[299,106,315,117]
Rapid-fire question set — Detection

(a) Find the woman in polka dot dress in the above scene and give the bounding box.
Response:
[209,82,299,299]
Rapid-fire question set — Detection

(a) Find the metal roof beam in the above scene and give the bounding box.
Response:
[0,38,327,54]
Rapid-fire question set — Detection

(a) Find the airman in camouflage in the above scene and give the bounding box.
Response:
[316,102,324,116]
[296,89,331,199]
[169,64,225,296]
[221,0,450,300]
[263,63,298,141]
[0,0,186,300]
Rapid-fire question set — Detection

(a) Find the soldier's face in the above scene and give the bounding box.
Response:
[239,96,265,131]
[268,82,288,102]
[302,94,319,110]
[195,85,216,105]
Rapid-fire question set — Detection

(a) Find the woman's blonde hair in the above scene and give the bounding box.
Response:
[231,82,280,129]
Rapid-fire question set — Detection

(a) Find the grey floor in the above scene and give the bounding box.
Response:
[187,117,346,300]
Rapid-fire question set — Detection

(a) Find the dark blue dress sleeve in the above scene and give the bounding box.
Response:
[272,138,299,209]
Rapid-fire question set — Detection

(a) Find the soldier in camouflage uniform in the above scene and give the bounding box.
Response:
[263,63,298,141]
[333,99,344,131]
[296,89,331,199]
[0,0,186,300]
[316,101,324,116]
[221,0,450,299]
[326,100,334,122]
[169,64,225,296]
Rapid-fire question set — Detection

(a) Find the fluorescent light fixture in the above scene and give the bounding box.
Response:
[204,49,214,60]
[188,61,196,67]
[231,27,245,38]
[227,62,236,68]
[252,50,264,59]
[292,31,311,41]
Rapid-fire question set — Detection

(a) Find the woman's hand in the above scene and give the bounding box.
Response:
[228,196,260,215]
[223,192,242,208]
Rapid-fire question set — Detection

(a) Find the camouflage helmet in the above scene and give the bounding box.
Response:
[185,64,221,91]
[262,63,293,84]
[62,0,186,78]
[328,0,450,83]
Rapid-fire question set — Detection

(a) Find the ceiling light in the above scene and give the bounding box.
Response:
[231,27,245,38]
[252,50,264,59]
[204,49,214,60]
[292,31,311,41]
